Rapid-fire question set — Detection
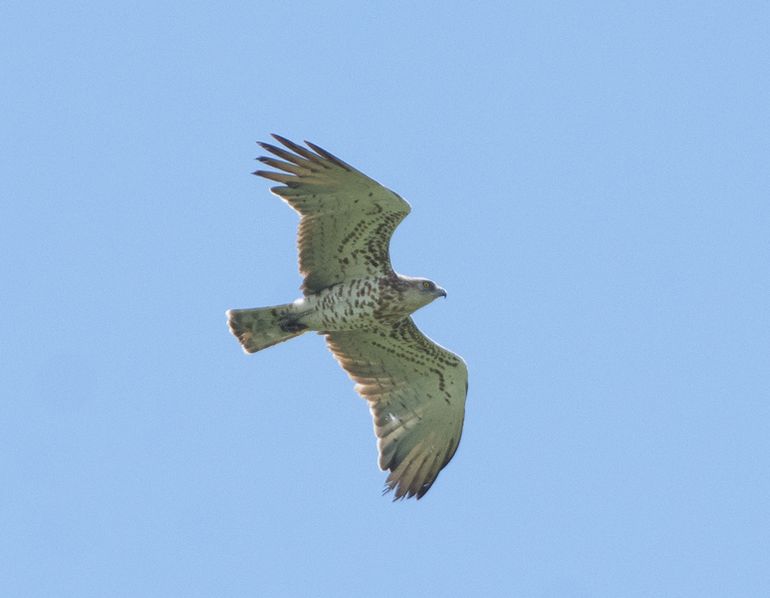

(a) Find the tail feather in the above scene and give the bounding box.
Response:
[226,304,306,353]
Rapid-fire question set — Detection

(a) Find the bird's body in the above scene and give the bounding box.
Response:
[305,274,449,329]
[227,135,467,500]
[297,275,417,331]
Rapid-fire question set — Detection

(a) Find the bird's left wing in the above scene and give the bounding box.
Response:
[255,136,411,294]
[326,318,468,500]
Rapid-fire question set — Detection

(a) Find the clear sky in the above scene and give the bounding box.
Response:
[2,1,768,596]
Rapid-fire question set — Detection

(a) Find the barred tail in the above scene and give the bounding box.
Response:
[226,304,306,353]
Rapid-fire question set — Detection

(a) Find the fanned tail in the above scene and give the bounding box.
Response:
[226,304,306,353]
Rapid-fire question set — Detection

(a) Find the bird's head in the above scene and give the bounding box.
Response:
[399,276,447,311]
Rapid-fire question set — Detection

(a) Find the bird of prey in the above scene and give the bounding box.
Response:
[226,135,468,500]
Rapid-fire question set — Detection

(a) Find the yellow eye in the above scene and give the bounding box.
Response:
[422,281,431,289]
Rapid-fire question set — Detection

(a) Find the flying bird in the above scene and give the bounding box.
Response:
[227,135,468,500]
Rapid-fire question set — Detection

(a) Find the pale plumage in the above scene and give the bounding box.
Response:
[256,135,410,293]
[227,135,468,500]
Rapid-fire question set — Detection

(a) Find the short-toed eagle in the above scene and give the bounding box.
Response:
[227,136,468,500]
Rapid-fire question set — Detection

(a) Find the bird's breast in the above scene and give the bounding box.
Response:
[300,277,407,331]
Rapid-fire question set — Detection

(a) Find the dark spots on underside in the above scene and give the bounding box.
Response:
[429,367,447,392]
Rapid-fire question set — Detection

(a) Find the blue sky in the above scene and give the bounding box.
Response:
[2,1,769,596]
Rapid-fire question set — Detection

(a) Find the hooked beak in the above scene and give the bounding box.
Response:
[435,287,447,298]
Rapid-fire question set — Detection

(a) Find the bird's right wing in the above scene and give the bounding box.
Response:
[326,318,468,500]
[255,136,411,294]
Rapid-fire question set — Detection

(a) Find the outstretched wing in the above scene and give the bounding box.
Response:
[326,318,468,500]
[255,135,411,294]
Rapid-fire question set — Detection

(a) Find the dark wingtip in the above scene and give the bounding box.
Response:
[304,140,352,171]
[304,140,322,155]
[269,134,320,161]
[271,133,292,145]
[382,484,400,501]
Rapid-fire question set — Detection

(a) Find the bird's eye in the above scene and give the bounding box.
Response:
[422,281,432,290]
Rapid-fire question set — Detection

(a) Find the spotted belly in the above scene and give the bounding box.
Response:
[295,277,400,332]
